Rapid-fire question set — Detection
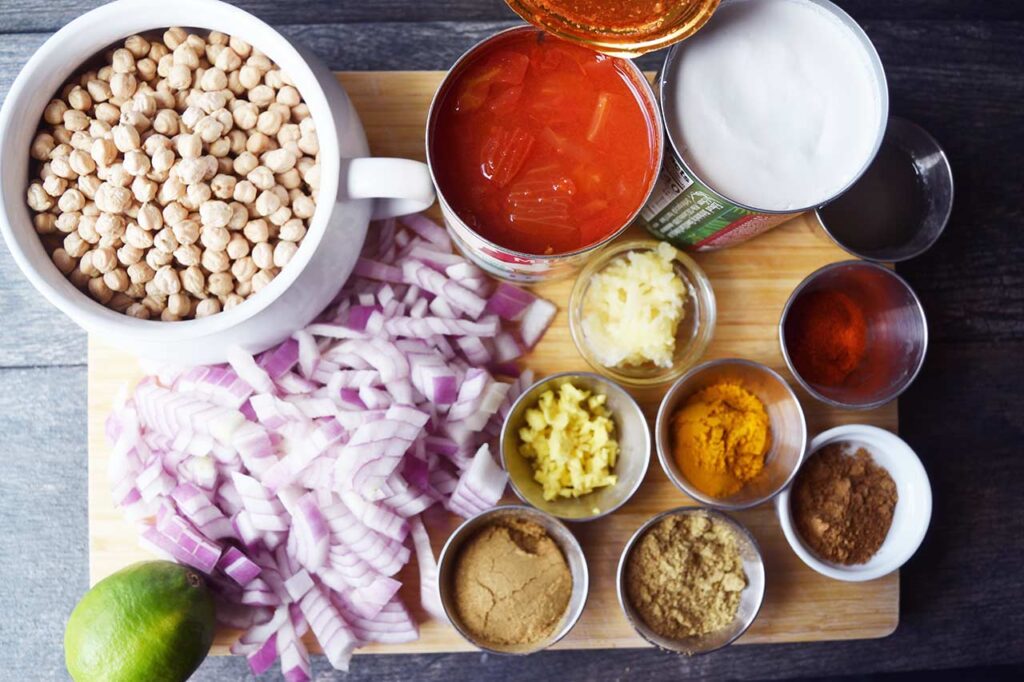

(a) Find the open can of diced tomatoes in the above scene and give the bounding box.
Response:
[426,25,664,282]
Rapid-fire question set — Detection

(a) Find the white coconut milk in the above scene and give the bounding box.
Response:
[665,0,885,211]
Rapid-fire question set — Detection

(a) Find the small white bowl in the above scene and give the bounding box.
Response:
[776,424,932,582]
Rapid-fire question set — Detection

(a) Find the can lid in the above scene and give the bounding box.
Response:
[504,0,721,57]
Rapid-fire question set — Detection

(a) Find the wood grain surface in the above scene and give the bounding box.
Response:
[88,72,898,657]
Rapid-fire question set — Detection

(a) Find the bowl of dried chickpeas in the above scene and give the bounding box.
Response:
[0,0,435,364]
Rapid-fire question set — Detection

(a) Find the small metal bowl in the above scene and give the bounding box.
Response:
[568,239,716,388]
[779,260,928,410]
[500,372,651,521]
[616,507,766,654]
[815,117,953,263]
[655,358,808,510]
[436,505,589,654]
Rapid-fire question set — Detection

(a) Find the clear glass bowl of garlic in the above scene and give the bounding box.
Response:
[24,27,320,321]
[569,239,717,388]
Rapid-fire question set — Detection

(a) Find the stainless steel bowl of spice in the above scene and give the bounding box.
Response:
[776,424,932,582]
[568,239,716,387]
[616,507,766,654]
[500,372,651,521]
[655,358,807,510]
[779,260,928,410]
[436,505,589,654]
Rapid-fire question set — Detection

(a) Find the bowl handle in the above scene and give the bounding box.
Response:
[343,157,436,219]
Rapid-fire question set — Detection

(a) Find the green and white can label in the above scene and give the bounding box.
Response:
[638,154,800,251]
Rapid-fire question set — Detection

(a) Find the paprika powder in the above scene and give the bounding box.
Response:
[784,289,867,386]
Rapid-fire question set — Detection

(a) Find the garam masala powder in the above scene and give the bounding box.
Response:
[625,512,747,640]
[452,517,572,647]
[791,443,898,564]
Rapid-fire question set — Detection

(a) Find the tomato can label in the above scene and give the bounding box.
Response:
[638,154,799,251]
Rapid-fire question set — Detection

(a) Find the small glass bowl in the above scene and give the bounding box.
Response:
[568,239,716,388]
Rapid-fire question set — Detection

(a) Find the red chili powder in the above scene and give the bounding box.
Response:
[785,289,867,386]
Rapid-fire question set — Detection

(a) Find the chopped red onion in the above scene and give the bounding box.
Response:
[106,215,556,677]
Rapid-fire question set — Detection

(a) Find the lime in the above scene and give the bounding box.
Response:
[64,561,216,682]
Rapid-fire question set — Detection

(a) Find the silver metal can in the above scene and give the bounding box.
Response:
[639,0,888,251]
[425,25,663,282]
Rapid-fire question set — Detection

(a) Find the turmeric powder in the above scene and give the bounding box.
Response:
[671,381,770,498]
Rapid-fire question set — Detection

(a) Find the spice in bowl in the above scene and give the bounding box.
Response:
[518,382,619,501]
[580,241,688,370]
[452,516,572,648]
[625,512,748,640]
[784,289,867,387]
[671,381,771,498]
[791,442,898,564]
[26,28,319,320]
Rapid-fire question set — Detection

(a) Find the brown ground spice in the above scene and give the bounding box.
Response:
[452,517,572,647]
[625,513,747,640]
[791,443,898,564]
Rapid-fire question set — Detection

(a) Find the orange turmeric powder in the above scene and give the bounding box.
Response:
[672,382,770,498]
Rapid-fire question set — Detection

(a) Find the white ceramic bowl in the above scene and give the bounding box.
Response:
[776,424,932,582]
[0,0,435,364]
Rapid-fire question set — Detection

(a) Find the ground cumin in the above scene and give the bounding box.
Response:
[452,517,572,647]
[791,443,897,564]
[625,513,747,640]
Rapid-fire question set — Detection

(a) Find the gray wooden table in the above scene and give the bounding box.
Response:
[1,1,1022,680]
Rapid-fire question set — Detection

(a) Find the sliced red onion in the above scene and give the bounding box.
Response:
[409,517,446,623]
[219,546,263,586]
[447,445,508,519]
[298,584,357,672]
[227,346,276,395]
[520,298,558,348]
[486,281,537,321]
[400,214,450,247]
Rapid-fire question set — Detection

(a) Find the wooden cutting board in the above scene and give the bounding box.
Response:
[87,72,899,655]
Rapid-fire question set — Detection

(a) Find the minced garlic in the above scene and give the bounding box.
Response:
[517,383,618,501]
[582,242,688,369]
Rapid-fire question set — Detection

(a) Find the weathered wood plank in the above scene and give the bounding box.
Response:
[1,0,1022,33]
[0,366,88,682]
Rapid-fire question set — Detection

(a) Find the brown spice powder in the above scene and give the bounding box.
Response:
[625,513,747,640]
[791,443,898,565]
[452,517,572,647]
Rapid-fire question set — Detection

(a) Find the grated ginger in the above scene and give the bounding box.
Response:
[582,242,688,369]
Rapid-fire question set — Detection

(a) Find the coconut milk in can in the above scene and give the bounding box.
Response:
[640,0,889,250]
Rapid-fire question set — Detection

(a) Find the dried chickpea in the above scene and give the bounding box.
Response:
[277,168,301,191]
[157,177,186,205]
[64,109,90,132]
[34,212,57,234]
[210,174,237,200]
[181,265,205,295]
[226,232,250,260]
[64,231,89,257]
[141,294,165,314]
[153,226,179,254]
[125,222,154,249]
[55,212,81,234]
[207,271,234,297]
[199,200,232,228]
[95,102,122,125]
[201,225,231,251]
[251,267,277,293]
[137,58,157,82]
[43,99,68,125]
[196,297,222,317]
[234,152,259,177]
[268,205,292,227]
[246,132,273,155]
[123,150,151,176]
[104,268,130,292]
[86,79,112,103]
[153,109,180,136]
[176,132,202,159]
[273,240,298,268]
[231,255,257,282]
[69,268,91,288]
[95,183,133,213]
[167,64,192,90]
[117,244,144,266]
[262,148,296,174]
[31,133,56,161]
[88,276,114,303]
[208,137,231,158]
[243,218,269,243]
[232,179,257,204]
[251,241,274,270]
[78,250,100,277]
[58,188,86,213]
[247,165,274,191]
[110,73,138,100]
[112,124,141,152]
[127,261,155,284]
[96,213,126,240]
[153,265,181,294]
[68,86,92,111]
[227,202,249,230]
[125,302,151,319]
[172,219,201,245]
[202,248,230,273]
[184,182,212,210]
[238,65,261,90]
[167,292,191,317]
[151,147,176,174]
[69,149,96,176]
[43,175,68,198]
[52,248,77,274]
[162,202,188,227]
[131,176,157,203]
[90,246,117,273]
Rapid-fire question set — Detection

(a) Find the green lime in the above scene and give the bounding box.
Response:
[64,560,216,682]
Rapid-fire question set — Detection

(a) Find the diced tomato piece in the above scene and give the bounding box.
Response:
[480,126,535,188]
